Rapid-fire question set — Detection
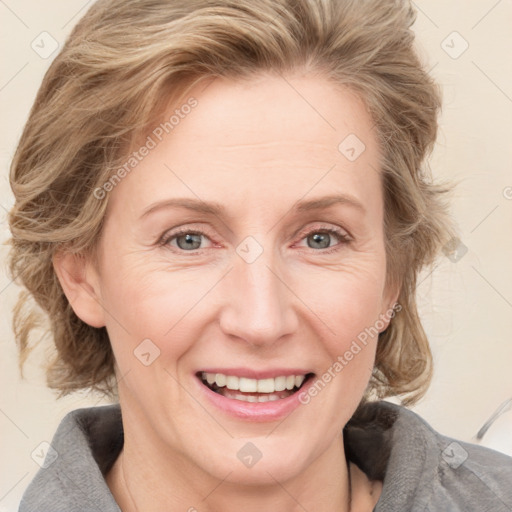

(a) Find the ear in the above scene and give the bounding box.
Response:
[53,250,106,328]
[378,281,401,333]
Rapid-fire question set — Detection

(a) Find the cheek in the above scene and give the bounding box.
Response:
[292,260,386,395]
[297,261,387,339]
[99,257,210,366]
[298,284,382,418]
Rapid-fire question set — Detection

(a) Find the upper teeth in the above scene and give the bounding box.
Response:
[202,373,306,393]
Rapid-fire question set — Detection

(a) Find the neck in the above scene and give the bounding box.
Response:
[106,412,352,512]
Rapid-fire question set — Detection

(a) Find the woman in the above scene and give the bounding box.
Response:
[8,0,512,510]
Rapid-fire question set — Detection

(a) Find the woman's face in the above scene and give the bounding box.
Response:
[88,73,396,483]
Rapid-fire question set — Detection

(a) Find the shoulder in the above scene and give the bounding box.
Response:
[344,400,512,511]
[18,404,122,512]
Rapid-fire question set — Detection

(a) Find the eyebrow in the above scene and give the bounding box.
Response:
[140,194,365,219]
[141,197,225,218]
[295,194,365,214]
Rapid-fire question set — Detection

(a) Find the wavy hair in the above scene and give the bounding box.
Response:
[8,0,453,404]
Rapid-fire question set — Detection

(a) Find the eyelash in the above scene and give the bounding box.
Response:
[295,225,352,254]
[159,225,351,255]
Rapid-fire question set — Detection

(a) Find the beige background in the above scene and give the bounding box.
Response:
[1,1,511,510]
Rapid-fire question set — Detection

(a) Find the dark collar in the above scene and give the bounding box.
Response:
[80,400,400,480]
[21,401,512,512]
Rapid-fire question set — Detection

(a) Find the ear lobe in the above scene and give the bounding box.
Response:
[53,251,106,328]
[379,283,401,333]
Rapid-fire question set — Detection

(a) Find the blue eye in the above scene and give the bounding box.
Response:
[161,230,210,251]
[307,231,334,249]
[299,227,351,253]
[159,225,350,254]
[174,233,203,250]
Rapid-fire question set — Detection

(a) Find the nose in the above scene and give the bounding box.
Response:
[218,247,298,348]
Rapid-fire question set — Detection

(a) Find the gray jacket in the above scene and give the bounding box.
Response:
[19,401,512,511]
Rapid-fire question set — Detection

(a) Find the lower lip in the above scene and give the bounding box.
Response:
[195,376,313,422]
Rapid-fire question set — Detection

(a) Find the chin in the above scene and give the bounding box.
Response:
[191,433,325,486]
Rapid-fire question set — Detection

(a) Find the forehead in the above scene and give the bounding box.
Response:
[171,73,378,162]
[107,72,382,217]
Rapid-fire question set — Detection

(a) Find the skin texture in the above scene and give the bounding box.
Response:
[54,72,397,512]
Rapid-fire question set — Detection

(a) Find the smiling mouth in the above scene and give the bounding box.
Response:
[198,372,314,403]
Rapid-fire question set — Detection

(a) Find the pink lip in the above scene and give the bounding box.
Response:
[198,368,311,379]
[194,371,314,422]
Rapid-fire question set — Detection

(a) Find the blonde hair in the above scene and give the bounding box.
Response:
[9,0,453,404]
